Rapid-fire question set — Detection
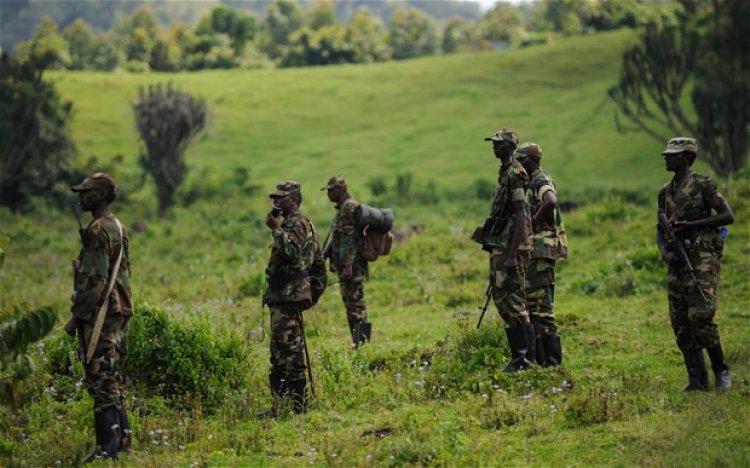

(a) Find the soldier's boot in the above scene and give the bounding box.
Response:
[82,406,121,463]
[257,374,284,419]
[352,322,372,349]
[524,324,537,366]
[118,406,132,453]
[502,323,532,373]
[287,379,308,414]
[681,349,709,392]
[543,334,563,367]
[706,344,732,390]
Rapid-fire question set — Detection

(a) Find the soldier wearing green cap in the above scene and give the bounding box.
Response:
[65,172,132,461]
[656,137,734,391]
[263,180,321,414]
[322,175,372,348]
[475,128,535,372]
[515,142,568,367]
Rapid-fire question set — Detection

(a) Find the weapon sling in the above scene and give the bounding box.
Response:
[86,218,124,363]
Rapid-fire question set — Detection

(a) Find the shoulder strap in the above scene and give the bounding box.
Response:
[86,218,124,363]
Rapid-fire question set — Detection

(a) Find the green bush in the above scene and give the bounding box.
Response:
[126,301,250,411]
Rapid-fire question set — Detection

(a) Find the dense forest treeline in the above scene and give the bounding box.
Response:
[2,0,679,71]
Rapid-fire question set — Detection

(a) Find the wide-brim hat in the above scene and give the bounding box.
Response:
[662,137,698,155]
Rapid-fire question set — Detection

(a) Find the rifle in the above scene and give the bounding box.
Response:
[476,281,493,329]
[296,312,315,399]
[321,225,333,260]
[658,213,708,302]
[71,199,88,244]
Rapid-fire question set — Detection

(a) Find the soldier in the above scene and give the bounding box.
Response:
[64,173,132,461]
[322,175,372,347]
[263,180,320,414]
[656,137,734,391]
[515,143,568,367]
[476,128,534,372]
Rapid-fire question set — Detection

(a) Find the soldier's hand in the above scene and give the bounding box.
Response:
[64,316,79,337]
[266,212,281,230]
[671,220,691,232]
[341,264,353,280]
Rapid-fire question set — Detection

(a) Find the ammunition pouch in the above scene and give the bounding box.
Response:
[266,268,309,292]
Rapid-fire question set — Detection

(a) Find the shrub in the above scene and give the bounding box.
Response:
[126,301,250,411]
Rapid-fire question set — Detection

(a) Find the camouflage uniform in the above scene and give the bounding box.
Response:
[72,214,132,412]
[658,172,725,351]
[657,137,732,391]
[331,196,369,334]
[526,169,567,335]
[70,173,132,459]
[264,181,319,411]
[487,155,532,326]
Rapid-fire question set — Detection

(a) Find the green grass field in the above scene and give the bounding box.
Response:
[1,29,748,466]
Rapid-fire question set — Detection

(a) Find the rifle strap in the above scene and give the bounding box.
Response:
[86,218,124,364]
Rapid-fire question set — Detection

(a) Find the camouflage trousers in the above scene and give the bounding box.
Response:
[339,279,368,333]
[490,250,530,327]
[668,249,722,352]
[525,258,557,337]
[79,313,129,412]
[269,302,307,383]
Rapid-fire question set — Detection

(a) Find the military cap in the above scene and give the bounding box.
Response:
[269,180,301,199]
[515,142,543,159]
[321,175,347,191]
[71,172,117,193]
[662,137,698,155]
[484,127,519,147]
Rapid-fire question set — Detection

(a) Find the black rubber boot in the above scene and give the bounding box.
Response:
[543,334,563,367]
[82,407,121,463]
[287,379,308,414]
[118,406,132,453]
[257,374,284,419]
[502,323,532,372]
[706,344,732,390]
[525,324,537,366]
[353,322,372,348]
[682,349,709,392]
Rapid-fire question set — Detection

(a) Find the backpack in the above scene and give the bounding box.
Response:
[356,204,395,261]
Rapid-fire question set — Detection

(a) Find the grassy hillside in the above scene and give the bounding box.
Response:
[1,29,748,466]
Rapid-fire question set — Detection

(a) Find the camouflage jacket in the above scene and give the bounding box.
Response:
[331,196,368,280]
[658,171,726,255]
[264,209,318,305]
[487,157,532,254]
[528,169,568,260]
[72,213,132,322]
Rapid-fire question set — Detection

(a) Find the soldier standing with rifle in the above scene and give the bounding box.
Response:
[656,137,734,391]
[473,128,534,372]
[322,175,372,348]
[515,142,568,367]
[263,180,321,415]
[65,173,132,462]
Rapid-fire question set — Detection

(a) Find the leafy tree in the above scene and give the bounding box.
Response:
[442,16,488,54]
[196,5,257,56]
[346,7,391,63]
[280,24,353,67]
[88,34,122,71]
[388,6,438,60]
[133,84,207,217]
[258,0,304,60]
[62,18,95,70]
[0,54,75,210]
[308,0,336,31]
[13,16,69,69]
[480,3,524,45]
[609,1,750,177]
